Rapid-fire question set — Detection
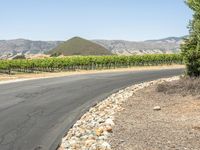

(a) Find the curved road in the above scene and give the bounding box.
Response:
[0,68,184,150]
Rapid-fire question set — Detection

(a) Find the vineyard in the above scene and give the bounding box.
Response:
[0,54,183,74]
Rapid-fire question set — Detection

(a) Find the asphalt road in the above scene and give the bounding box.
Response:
[0,68,184,150]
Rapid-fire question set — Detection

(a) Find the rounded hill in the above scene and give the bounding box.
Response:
[48,37,112,56]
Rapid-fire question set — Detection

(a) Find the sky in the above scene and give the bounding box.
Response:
[0,0,193,41]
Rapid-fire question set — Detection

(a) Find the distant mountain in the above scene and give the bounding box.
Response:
[93,36,186,55]
[0,39,62,55]
[48,37,112,56]
[0,36,186,59]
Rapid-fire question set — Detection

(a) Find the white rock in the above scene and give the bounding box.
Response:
[100,141,111,149]
[68,140,76,145]
[85,139,96,147]
[105,118,115,126]
[98,135,107,140]
[98,118,105,124]
[153,106,161,111]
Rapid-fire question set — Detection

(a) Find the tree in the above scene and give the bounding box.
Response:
[181,0,200,76]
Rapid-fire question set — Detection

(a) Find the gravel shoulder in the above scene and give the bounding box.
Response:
[59,76,191,150]
[0,65,184,84]
[110,78,200,150]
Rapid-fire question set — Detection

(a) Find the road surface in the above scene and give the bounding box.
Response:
[0,68,184,150]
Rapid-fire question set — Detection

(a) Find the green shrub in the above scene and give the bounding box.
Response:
[181,0,200,77]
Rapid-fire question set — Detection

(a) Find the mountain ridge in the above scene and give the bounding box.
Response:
[93,36,186,55]
[0,36,186,58]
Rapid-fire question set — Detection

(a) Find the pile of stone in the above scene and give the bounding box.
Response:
[58,76,180,150]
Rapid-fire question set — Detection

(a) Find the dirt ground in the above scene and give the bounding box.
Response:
[0,65,184,82]
[109,78,200,150]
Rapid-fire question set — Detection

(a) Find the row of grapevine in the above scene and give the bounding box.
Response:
[0,54,183,74]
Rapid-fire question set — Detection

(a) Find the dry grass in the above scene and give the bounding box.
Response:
[157,76,200,96]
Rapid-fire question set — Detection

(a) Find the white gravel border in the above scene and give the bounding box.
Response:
[58,76,180,150]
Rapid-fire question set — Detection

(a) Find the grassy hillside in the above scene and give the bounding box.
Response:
[48,37,112,56]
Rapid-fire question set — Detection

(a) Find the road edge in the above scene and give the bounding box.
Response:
[58,76,180,150]
[0,65,184,85]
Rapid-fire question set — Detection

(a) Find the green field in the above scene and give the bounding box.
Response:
[0,54,183,74]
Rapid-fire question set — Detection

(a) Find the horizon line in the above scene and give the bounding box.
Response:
[0,35,188,42]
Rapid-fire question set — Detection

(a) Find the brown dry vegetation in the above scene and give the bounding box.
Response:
[157,77,200,96]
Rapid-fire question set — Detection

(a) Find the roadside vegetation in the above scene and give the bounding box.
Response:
[0,54,183,74]
[157,76,200,96]
[181,0,200,77]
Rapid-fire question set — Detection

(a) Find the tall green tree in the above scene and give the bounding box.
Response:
[181,0,200,76]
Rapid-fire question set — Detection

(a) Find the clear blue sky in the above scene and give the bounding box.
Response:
[0,0,192,41]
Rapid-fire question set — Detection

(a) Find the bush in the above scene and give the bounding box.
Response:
[156,77,200,96]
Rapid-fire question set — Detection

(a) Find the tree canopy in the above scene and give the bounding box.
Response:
[181,0,200,76]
